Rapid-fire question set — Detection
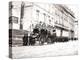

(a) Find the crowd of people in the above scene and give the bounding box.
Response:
[23,28,56,46]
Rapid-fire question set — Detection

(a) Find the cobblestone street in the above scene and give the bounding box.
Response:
[12,40,78,58]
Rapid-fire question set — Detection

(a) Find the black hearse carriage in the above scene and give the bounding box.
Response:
[32,27,56,45]
[24,22,57,46]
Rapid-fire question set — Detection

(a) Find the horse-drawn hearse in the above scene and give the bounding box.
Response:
[23,27,56,46]
[23,22,69,46]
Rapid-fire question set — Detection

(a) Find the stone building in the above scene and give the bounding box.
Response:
[9,1,75,46]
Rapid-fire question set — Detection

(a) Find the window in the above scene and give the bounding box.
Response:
[55,11,60,24]
[9,2,13,9]
[36,10,40,22]
[9,16,18,24]
[49,19,51,24]
[43,13,46,22]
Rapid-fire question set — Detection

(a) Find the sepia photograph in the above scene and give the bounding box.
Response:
[9,1,78,59]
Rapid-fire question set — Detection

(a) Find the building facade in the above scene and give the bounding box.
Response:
[9,1,75,46]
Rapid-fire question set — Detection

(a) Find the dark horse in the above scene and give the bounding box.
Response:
[39,29,48,45]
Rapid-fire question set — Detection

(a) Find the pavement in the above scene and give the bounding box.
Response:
[12,40,78,59]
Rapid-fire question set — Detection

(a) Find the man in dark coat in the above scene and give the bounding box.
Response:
[23,33,28,46]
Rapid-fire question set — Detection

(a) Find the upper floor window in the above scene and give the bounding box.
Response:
[36,10,39,12]
[49,19,51,24]
[36,10,40,22]
[43,13,46,22]
[9,2,13,10]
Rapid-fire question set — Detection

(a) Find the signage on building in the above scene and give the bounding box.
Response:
[9,16,18,23]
